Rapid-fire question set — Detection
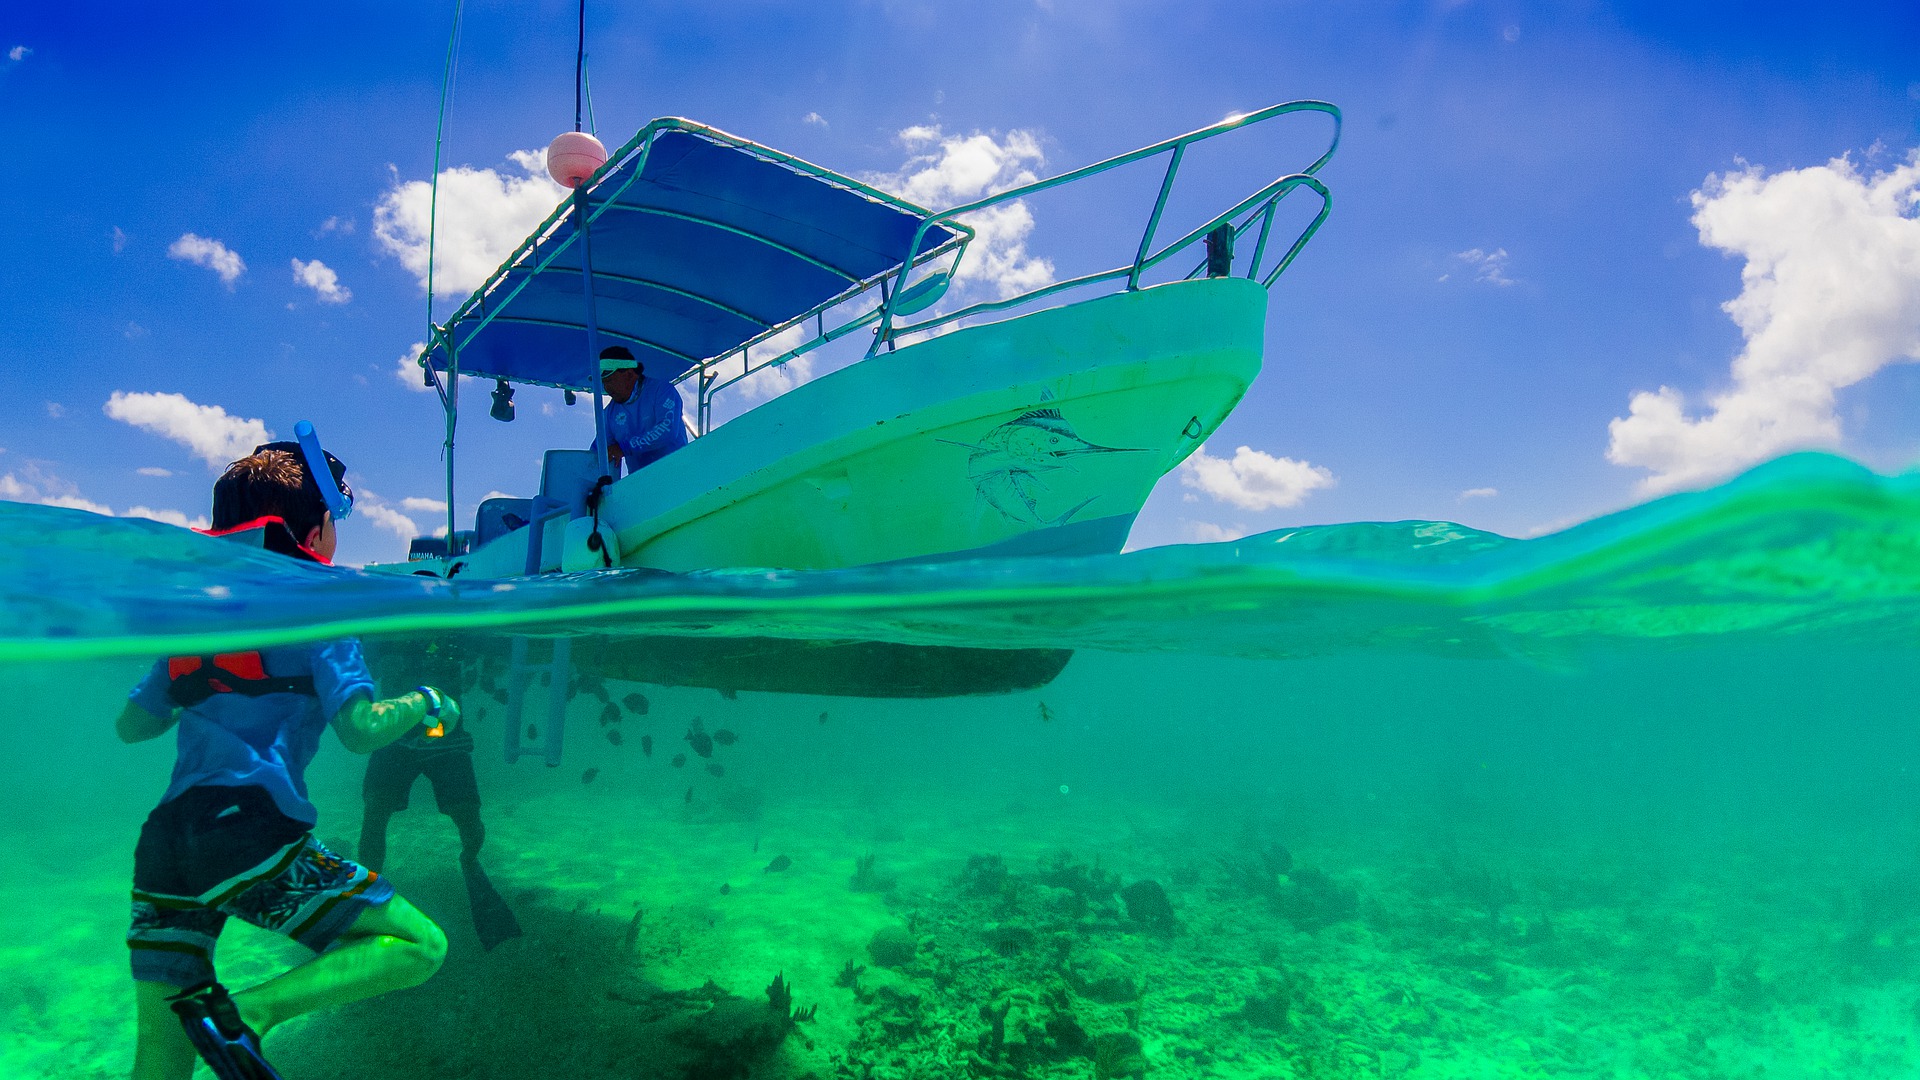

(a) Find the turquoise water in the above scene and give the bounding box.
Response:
[4,451,1919,1078]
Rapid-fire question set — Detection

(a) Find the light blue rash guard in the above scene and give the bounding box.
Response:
[128,639,376,825]
[595,376,688,474]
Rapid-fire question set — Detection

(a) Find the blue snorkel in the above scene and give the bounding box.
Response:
[293,421,353,521]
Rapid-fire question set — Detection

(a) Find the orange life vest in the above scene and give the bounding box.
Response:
[166,652,317,708]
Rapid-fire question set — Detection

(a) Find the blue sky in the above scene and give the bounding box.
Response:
[2,1,1917,565]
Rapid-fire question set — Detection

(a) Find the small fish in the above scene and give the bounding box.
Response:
[753,836,761,853]
[490,688,509,705]
[672,753,686,768]
[684,786,694,803]
[686,730,714,759]
[719,687,739,701]
[720,883,730,895]
[581,768,599,785]
[623,692,650,715]
[1038,702,1054,724]
[527,724,538,740]
[600,703,621,727]
[641,734,654,757]
[706,762,725,778]
[764,855,791,874]
[818,711,829,725]
[474,707,488,723]
[621,910,642,949]
[688,715,706,733]
[607,729,624,746]
[713,729,738,746]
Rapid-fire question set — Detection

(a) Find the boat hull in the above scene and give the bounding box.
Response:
[604,275,1267,571]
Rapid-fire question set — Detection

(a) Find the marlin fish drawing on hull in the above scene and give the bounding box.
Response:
[942,408,1148,527]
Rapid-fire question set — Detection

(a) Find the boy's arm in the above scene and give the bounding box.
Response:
[116,701,178,743]
[331,689,462,755]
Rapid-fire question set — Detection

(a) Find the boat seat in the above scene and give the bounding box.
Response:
[540,449,603,520]
[474,497,534,547]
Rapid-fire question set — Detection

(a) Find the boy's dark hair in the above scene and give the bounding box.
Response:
[212,448,347,540]
[600,345,635,361]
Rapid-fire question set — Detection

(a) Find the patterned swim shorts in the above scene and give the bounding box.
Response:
[128,785,394,988]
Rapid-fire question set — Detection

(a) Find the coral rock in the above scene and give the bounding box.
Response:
[867,924,918,968]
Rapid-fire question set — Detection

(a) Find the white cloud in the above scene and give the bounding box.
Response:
[0,466,111,515]
[1191,521,1246,542]
[7,46,29,63]
[1459,486,1499,500]
[167,233,246,287]
[352,490,446,542]
[1608,151,1920,493]
[104,391,271,468]
[394,342,434,392]
[111,226,127,253]
[317,215,354,235]
[1179,443,1335,511]
[735,324,816,401]
[123,322,148,339]
[126,506,211,530]
[862,127,1055,299]
[43,402,64,419]
[803,111,827,127]
[0,464,203,528]
[290,258,351,304]
[1448,247,1514,286]
[136,466,174,477]
[360,503,422,540]
[373,150,566,298]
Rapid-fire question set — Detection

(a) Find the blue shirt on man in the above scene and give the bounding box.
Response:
[128,639,376,824]
[597,376,687,474]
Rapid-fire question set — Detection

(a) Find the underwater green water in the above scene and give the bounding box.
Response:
[3,451,1919,1079]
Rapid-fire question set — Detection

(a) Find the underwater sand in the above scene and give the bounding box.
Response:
[4,454,1920,1077]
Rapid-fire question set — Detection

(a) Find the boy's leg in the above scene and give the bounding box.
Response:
[131,981,199,1080]
[232,895,447,1035]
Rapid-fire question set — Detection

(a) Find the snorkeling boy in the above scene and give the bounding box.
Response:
[116,435,458,1080]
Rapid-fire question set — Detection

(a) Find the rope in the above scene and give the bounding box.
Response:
[574,0,586,133]
[428,0,466,550]
[583,53,598,135]
[426,0,466,335]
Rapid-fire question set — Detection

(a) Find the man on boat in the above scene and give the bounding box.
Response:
[117,438,454,1080]
[595,344,687,475]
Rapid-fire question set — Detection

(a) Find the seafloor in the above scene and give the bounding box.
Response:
[5,645,1919,1079]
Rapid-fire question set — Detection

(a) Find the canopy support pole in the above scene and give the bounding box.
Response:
[445,334,459,552]
[577,187,611,482]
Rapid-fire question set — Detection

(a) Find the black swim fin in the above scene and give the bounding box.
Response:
[170,981,284,1080]
[461,853,524,951]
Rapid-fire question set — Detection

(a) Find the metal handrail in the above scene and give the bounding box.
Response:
[869,99,1340,349]
[703,101,1339,426]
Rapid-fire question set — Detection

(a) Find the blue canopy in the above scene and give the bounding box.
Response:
[427,124,962,390]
